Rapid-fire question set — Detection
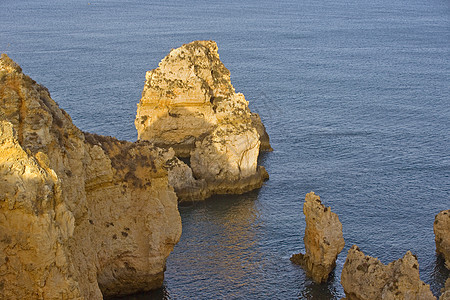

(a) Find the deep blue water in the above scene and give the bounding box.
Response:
[1,0,449,298]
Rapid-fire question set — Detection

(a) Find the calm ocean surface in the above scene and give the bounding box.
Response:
[1,0,449,298]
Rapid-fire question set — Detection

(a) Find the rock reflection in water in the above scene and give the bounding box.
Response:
[298,272,340,300]
[428,254,450,297]
[166,190,266,298]
[108,285,170,300]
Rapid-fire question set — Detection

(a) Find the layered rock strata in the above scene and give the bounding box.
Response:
[434,210,450,269]
[135,41,270,200]
[290,192,345,282]
[341,245,436,300]
[0,54,182,299]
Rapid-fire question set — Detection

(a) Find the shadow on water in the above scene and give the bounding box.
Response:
[293,265,342,299]
[430,254,450,297]
[108,252,448,299]
[116,189,264,300]
[107,285,170,300]
[178,184,262,208]
[257,149,271,165]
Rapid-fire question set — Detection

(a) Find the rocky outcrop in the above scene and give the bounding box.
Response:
[434,210,450,269]
[189,123,268,195]
[341,245,436,300]
[135,41,270,200]
[0,54,182,299]
[290,192,345,282]
[440,278,450,300]
[251,113,272,151]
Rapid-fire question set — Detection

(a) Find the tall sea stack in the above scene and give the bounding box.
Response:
[290,192,345,282]
[135,41,270,200]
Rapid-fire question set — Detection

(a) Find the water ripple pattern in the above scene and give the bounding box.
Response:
[1,0,449,298]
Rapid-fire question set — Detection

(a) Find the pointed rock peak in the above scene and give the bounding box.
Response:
[291,191,345,283]
[170,40,219,57]
[0,53,22,73]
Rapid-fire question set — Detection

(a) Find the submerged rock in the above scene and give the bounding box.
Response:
[290,192,345,282]
[341,245,436,300]
[0,54,182,299]
[135,41,270,200]
[434,210,450,269]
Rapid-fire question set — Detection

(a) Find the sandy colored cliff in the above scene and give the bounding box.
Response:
[0,54,182,299]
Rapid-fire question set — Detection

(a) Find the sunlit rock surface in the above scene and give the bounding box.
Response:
[341,245,436,300]
[434,210,450,269]
[290,192,344,282]
[0,54,181,299]
[135,41,270,200]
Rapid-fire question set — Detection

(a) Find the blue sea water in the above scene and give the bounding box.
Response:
[1,0,449,299]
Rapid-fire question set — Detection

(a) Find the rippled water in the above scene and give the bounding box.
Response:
[1,0,449,298]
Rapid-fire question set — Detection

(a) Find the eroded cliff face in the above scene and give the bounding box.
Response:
[290,192,344,282]
[434,210,450,269]
[135,41,270,200]
[0,54,182,299]
[341,245,435,300]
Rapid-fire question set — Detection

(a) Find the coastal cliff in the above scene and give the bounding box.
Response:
[0,54,182,299]
[341,245,435,300]
[135,41,270,201]
[290,192,345,282]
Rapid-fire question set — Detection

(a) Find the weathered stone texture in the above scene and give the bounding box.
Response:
[290,192,345,282]
[0,54,181,299]
[341,245,436,300]
[135,41,270,200]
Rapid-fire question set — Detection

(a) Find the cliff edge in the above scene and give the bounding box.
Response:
[0,54,182,299]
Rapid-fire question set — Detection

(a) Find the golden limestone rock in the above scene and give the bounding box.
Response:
[0,54,181,299]
[136,40,230,155]
[341,245,436,300]
[290,192,345,282]
[135,41,270,200]
[434,210,450,269]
